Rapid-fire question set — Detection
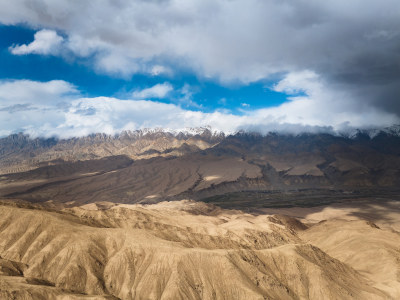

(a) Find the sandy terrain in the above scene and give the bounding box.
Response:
[0,199,399,299]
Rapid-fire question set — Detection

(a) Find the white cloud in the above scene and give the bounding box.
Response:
[1,0,398,82]
[132,82,173,99]
[273,70,320,96]
[0,79,78,106]
[2,0,400,121]
[261,71,399,129]
[0,80,78,137]
[9,29,63,55]
[150,65,171,76]
[176,84,202,108]
[0,79,398,139]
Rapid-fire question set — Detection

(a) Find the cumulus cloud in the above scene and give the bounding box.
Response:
[0,79,397,138]
[0,80,78,137]
[0,79,78,105]
[9,29,63,55]
[1,1,399,79]
[1,1,400,130]
[258,71,399,129]
[132,82,173,99]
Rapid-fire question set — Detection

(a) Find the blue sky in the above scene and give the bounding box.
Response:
[0,1,398,137]
[0,25,289,113]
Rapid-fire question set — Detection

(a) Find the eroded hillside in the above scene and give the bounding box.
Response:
[0,128,224,175]
[1,131,400,206]
[1,200,399,299]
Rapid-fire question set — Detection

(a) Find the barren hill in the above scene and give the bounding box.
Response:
[0,128,224,175]
[1,199,399,299]
[1,128,400,299]
[1,130,400,206]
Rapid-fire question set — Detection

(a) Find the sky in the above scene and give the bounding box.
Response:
[0,0,399,138]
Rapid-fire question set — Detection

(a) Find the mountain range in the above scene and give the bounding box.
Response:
[1,126,399,207]
[1,126,400,299]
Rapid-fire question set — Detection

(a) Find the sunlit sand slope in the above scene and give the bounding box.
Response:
[1,200,398,299]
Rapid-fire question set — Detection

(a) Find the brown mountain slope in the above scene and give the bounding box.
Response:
[0,200,398,299]
[0,129,223,175]
[301,219,400,298]
[0,153,262,204]
[1,131,400,206]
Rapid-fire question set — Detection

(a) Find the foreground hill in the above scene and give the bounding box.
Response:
[1,199,399,299]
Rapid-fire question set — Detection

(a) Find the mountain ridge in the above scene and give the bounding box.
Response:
[1,126,400,299]
[1,127,399,206]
